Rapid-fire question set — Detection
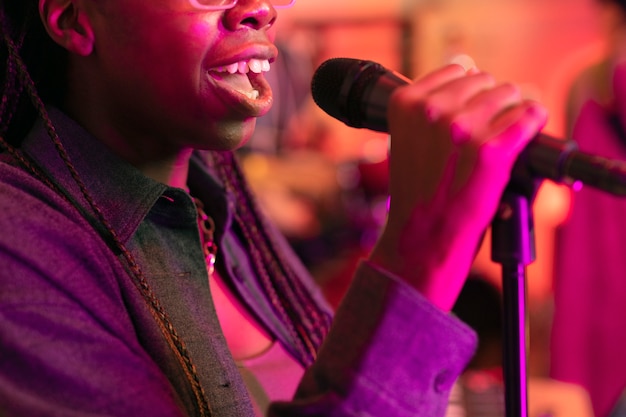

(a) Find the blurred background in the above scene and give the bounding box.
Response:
[239,0,626,415]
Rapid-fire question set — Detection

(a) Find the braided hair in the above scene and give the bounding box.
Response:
[214,151,332,366]
[0,1,65,142]
[0,1,331,414]
[1,2,214,414]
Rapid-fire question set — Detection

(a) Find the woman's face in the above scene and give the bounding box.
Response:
[70,0,279,154]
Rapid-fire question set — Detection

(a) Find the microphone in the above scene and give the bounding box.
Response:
[311,57,626,196]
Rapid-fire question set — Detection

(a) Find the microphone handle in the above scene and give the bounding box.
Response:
[521,134,626,195]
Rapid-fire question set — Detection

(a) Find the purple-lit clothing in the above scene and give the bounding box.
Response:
[552,99,626,417]
[0,108,477,417]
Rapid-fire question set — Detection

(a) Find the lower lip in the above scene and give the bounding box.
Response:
[208,72,273,117]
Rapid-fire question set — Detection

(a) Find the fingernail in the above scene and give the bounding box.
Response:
[448,54,478,74]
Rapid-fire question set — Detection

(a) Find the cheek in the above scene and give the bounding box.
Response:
[108,13,214,74]
[189,20,215,42]
[109,22,211,109]
[152,19,219,90]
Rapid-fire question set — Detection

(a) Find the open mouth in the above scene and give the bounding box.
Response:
[209,58,271,100]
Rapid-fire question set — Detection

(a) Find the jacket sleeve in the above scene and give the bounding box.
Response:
[269,260,477,417]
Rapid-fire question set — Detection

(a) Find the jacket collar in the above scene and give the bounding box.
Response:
[21,107,172,245]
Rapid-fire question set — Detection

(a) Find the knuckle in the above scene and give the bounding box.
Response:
[497,82,522,99]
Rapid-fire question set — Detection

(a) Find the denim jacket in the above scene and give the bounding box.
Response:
[0,108,476,417]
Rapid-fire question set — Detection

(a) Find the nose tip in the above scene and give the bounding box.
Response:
[225,1,277,31]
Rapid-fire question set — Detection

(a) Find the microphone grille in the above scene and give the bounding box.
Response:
[311,58,385,128]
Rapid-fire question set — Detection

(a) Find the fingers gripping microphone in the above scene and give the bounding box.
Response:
[311,57,626,196]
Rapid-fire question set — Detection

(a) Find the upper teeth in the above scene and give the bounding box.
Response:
[214,59,271,75]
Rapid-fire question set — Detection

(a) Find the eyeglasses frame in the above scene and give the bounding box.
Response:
[188,0,295,11]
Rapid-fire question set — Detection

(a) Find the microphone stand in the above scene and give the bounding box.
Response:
[491,183,537,417]
[488,138,626,417]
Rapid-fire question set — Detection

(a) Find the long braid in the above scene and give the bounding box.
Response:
[0,2,26,138]
[0,5,212,416]
[213,151,332,367]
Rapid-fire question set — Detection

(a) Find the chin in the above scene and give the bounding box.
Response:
[197,118,257,151]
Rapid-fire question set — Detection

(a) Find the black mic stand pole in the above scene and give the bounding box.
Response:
[488,136,626,417]
[491,179,539,417]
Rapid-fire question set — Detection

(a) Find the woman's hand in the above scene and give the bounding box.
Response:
[368,63,548,311]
